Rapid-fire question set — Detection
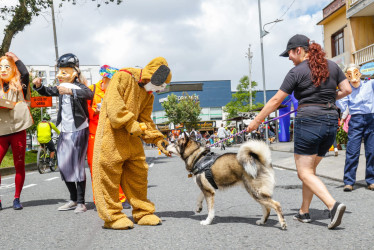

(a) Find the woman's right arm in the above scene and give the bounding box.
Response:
[246,90,289,132]
[336,79,352,100]
[32,78,59,96]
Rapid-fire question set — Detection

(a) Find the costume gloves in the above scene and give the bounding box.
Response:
[125,120,146,137]
[156,139,170,156]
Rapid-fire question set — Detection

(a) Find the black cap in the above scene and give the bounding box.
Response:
[279,34,310,57]
[57,53,79,68]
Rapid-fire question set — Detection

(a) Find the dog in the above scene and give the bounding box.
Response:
[166,133,287,230]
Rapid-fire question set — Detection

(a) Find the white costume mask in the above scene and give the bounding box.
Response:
[143,82,167,93]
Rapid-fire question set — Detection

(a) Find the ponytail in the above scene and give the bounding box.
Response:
[307,42,329,87]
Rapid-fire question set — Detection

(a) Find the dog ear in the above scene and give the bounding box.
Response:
[184,132,189,143]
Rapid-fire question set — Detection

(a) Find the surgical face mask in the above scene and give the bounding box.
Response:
[143,82,167,93]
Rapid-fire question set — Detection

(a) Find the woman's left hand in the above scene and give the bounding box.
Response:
[57,86,72,95]
[5,52,19,62]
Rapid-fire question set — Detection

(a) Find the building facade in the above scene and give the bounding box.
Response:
[152,80,277,134]
[318,0,374,68]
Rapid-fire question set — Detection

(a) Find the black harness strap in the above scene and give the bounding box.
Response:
[205,168,218,189]
[191,152,219,189]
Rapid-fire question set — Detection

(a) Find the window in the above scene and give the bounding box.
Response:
[331,29,344,57]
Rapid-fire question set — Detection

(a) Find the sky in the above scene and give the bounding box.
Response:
[0,0,331,91]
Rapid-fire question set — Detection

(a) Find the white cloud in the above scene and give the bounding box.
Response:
[1,0,331,91]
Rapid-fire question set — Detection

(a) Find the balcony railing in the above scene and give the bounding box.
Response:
[353,43,374,65]
[348,0,360,8]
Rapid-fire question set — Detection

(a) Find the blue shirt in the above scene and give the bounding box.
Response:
[336,79,374,115]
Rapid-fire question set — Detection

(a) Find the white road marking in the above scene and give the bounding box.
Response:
[0,183,15,189]
[23,184,37,189]
[26,172,36,176]
[1,176,14,180]
[45,177,59,181]
[149,163,154,168]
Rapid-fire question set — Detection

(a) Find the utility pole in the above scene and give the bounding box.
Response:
[51,0,59,116]
[257,0,269,145]
[51,0,59,63]
[246,44,253,108]
[257,0,283,145]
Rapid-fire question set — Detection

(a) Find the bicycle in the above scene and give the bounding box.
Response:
[37,137,58,174]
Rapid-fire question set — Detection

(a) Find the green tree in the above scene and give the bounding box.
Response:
[162,93,202,131]
[26,73,42,149]
[224,75,262,119]
[0,0,123,55]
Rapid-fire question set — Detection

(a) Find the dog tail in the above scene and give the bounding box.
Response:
[236,140,272,179]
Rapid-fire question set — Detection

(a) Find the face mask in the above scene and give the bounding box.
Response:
[56,67,78,83]
[345,68,361,88]
[143,82,167,93]
[0,59,15,82]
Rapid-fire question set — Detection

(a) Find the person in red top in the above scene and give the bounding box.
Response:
[87,65,130,209]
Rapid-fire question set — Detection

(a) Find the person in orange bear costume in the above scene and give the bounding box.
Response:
[87,65,130,210]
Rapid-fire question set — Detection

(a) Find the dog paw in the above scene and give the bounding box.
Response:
[256,219,265,225]
[281,222,287,230]
[195,207,202,213]
[200,220,211,226]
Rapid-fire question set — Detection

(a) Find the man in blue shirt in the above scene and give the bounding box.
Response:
[337,64,374,192]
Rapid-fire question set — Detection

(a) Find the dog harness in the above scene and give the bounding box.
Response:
[191,152,219,189]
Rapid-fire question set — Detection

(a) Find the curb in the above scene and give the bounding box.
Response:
[0,163,38,177]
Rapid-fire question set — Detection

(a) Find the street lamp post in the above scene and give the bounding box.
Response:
[257,0,282,144]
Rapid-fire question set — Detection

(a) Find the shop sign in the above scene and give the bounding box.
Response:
[31,96,52,108]
[157,124,170,131]
[360,62,374,76]
[196,121,216,129]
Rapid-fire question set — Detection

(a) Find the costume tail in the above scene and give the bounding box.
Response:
[236,140,272,179]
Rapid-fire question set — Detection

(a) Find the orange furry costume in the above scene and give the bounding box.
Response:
[92,57,171,229]
[87,78,126,203]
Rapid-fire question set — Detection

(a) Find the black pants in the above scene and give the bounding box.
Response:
[65,181,86,204]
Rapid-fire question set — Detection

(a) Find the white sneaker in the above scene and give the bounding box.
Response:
[74,204,87,214]
[58,201,77,211]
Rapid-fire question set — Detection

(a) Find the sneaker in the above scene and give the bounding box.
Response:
[74,204,87,214]
[49,159,55,166]
[293,212,311,223]
[58,201,77,211]
[343,185,353,192]
[334,148,338,156]
[122,200,131,209]
[328,202,346,229]
[13,198,23,210]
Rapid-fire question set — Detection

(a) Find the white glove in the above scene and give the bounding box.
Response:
[96,102,102,111]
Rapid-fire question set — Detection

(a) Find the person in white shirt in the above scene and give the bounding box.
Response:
[217,124,229,150]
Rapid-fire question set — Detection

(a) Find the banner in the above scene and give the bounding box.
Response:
[31,96,52,108]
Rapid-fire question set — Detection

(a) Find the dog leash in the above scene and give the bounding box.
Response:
[206,110,297,148]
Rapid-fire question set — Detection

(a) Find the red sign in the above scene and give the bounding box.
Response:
[31,96,52,108]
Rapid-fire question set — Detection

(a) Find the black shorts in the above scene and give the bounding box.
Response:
[42,140,56,153]
[294,114,338,157]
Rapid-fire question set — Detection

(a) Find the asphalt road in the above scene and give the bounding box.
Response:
[0,147,373,249]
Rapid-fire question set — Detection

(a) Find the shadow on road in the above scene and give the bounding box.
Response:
[20,198,67,207]
[157,210,281,228]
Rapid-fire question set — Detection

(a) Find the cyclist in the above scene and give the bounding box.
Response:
[37,114,60,166]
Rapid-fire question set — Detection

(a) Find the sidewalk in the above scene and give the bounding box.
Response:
[269,141,368,187]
